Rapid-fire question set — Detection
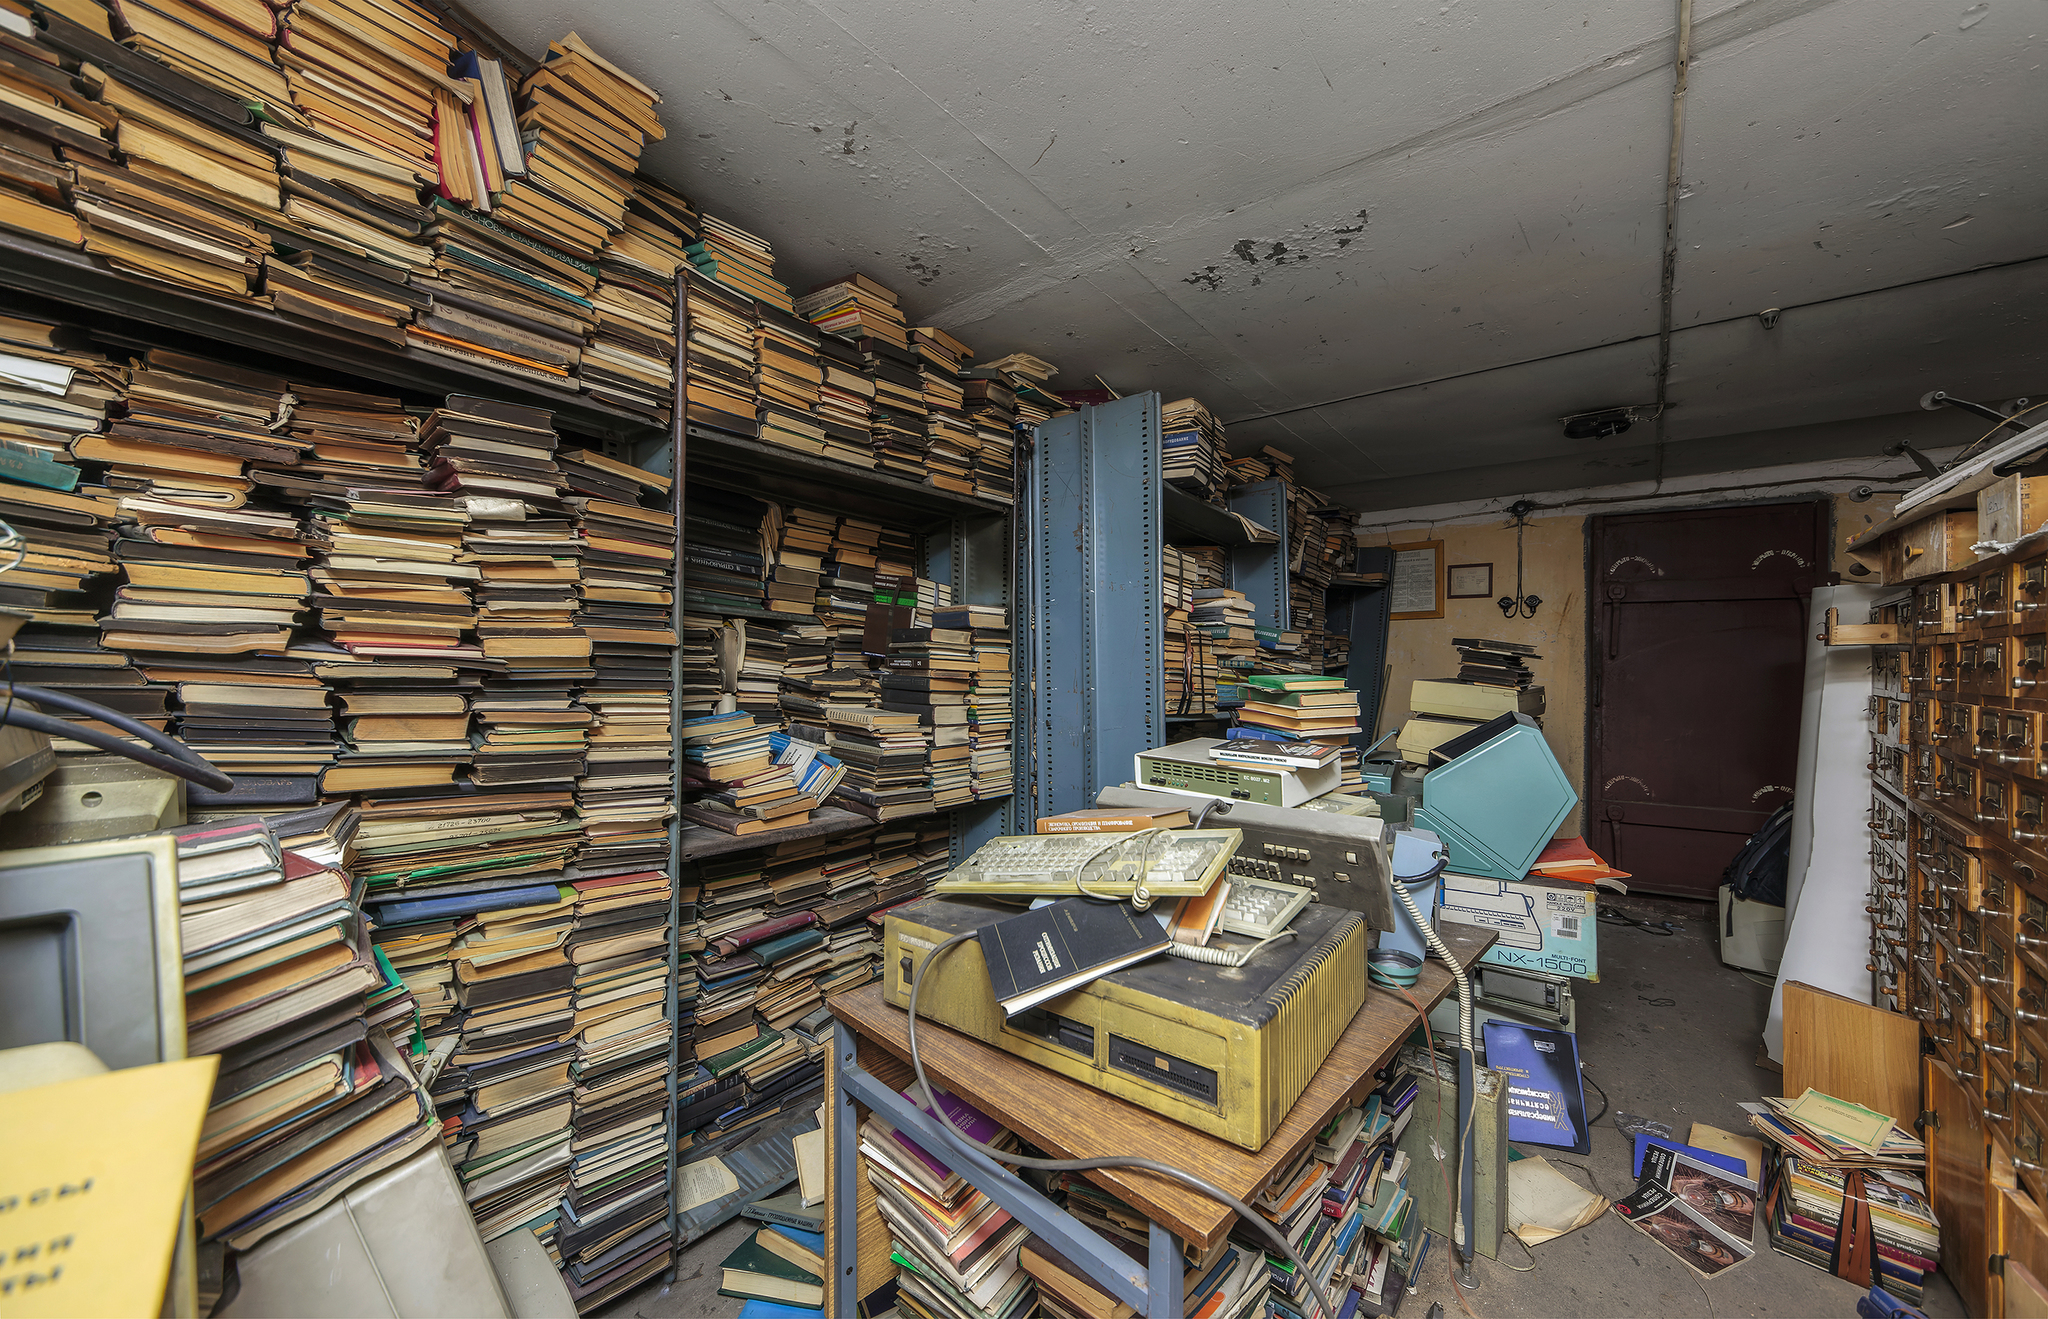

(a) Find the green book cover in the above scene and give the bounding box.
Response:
[1244,674,1347,691]
[704,1027,782,1076]
[719,1236,822,1290]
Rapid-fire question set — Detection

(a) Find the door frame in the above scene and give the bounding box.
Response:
[1581,497,1834,890]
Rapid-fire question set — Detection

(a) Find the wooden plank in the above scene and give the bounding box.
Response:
[1782,980,1920,1125]
[1998,1186,2048,1318]
[830,925,1496,1251]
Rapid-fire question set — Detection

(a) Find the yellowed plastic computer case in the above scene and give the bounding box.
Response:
[883,896,1366,1150]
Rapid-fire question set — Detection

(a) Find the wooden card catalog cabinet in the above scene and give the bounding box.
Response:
[1901,509,1980,580]
[2021,786,2048,846]
[2017,1105,2048,1205]
[1933,642,1961,691]
[1910,644,1933,691]
[1913,695,1934,746]
[1980,567,2011,626]
[1915,745,1939,801]
[1980,772,2013,833]
[1876,646,1904,693]
[1943,700,1978,747]
[2019,557,2048,622]
[2018,635,2048,695]
[1960,578,1984,633]
[2020,891,2048,975]
[1919,582,1962,635]
[1979,640,2009,694]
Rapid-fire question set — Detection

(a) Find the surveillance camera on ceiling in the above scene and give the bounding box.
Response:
[1560,404,1661,440]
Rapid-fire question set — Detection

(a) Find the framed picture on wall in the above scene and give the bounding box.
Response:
[1447,562,1493,599]
[1388,540,1444,620]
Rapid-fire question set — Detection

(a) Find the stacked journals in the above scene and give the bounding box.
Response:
[937,605,1014,801]
[958,364,1018,503]
[1751,1095,1937,1304]
[578,176,687,421]
[689,213,791,313]
[756,305,826,454]
[678,708,818,837]
[683,275,763,439]
[734,619,787,722]
[796,273,904,349]
[863,329,928,478]
[912,325,975,495]
[553,867,675,1308]
[563,447,676,868]
[862,1088,1036,1319]
[718,1224,824,1310]
[1235,674,1363,743]
[177,815,442,1253]
[1162,397,1227,503]
[0,12,101,249]
[681,487,769,613]
[813,332,877,466]
[1048,1173,1266,1319]
[826,705,933,822]
[503,34,663,260]
[883,620,973,810]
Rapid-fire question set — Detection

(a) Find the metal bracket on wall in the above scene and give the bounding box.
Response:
[1025,393,1165,821]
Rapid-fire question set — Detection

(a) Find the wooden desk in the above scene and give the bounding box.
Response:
[824,924,1497,1316]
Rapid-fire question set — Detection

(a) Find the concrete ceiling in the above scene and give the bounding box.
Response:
[470,0,2047,510]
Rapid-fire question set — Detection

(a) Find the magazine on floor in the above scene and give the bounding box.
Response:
[1611,1141,1759,1277]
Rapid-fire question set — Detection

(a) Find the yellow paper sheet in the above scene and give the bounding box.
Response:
[0,1057,216,1318]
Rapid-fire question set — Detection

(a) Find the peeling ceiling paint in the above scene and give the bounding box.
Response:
[469,0,2047,508]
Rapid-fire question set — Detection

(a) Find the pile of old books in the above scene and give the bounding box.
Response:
[940,605,1014,801]
[678,708,819,837]
[912,325,976,495]
[862,1087,1035,1319]
[1455,637,1538,689]
[826,705,933,822]
[177,814,441,1253]
[1750,1090,1937,1303]
[1234,673,1362,744]
[683,275,762,440]
[1162,397,1227,502]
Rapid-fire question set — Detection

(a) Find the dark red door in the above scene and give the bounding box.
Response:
[1587,502,1827,898]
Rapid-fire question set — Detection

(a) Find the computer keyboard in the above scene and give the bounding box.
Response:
[936,829,1241,901]
[1220,877,1313,939]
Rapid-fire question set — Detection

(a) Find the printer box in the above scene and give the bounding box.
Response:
[1437,871,1599,981]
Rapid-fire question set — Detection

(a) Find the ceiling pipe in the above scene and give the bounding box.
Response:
[1651,0,1695,489]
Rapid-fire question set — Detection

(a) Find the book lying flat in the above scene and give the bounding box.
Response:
[974,898,1169,1015]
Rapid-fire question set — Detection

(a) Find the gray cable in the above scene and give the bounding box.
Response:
[906,931,1343,1319]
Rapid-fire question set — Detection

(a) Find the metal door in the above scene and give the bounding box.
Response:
[1587,502,1826,898]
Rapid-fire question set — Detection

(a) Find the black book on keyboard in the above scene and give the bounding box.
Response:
[975,898,1169,1015]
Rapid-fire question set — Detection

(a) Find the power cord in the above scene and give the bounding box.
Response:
[905,932,1343,1319]
[1,682,233,791]
[1583,1069,1609,1127]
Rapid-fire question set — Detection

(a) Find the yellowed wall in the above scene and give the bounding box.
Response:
[1359,515,1588,836]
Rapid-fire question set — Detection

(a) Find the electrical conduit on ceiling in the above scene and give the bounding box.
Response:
[1653,0,1696,489]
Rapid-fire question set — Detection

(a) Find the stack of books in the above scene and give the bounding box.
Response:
[1047,1172,1265,1319]
[683,275,763,439]
[718,1224,824,1312]
[1162,397,1227,502]
[938,605,1014,800]
[681,487,769,613]
[958,366,1019,503]
[0,14,100,249]
[796,273,904,349]
[825,705,933,822]
[689,213,791,312]
[679,709,819,837]
[813,333,877,466]
[912,326,976,494]
[501,35,664,261]
[563,447,675,866]
[1751,1094,1937,1304]
[579,176,687,422]
[1454,637,1539,689]
[1234,674,1362,744]
[863,331,928,478]
[883,621,974,810]
[862,1088,1036,1319]
[551,868,675,1308]
[734,620,789,722]
[755,305,827,454]
[179,817,442,1252]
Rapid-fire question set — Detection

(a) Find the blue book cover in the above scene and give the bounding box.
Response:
[737,1301,822,1319]
[1631,1134,1746,1181]
[765,1222,824,1259]
[367,881,565,927]
[1482,1021,1591,1154]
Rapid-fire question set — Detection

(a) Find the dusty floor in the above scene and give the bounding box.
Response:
[601,892,1964,1318]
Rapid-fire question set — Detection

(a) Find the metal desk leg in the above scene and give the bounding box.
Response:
[832,1027,861,1318]
[1149,1222,1182,1319]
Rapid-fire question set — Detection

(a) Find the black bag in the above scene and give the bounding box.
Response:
[1723,800,1794,909]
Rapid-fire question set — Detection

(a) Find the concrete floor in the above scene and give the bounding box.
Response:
[602,893,1965,1319]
